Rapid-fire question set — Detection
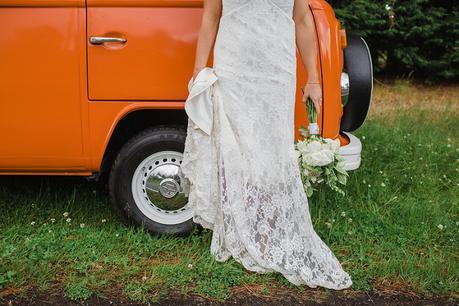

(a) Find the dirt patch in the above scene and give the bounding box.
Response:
[369,82,459,117]
[1,286,457,306]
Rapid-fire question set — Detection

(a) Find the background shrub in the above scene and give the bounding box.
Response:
[327,0,458,84]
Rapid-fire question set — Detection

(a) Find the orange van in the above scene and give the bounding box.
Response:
[0,0,372,235]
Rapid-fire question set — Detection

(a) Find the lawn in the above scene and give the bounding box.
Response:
[0,81,458,303]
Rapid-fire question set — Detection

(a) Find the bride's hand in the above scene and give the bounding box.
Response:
[302,83,322,114]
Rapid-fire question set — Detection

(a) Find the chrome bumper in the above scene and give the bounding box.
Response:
[338,131,362,171]
[341,72,350,107]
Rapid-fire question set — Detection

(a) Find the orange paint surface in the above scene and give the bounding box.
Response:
[0,0,347,175]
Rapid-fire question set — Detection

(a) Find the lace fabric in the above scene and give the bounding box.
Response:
[180,0,352,290]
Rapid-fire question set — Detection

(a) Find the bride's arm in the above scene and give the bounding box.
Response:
[192,0,222,81]
[293,0,322,113]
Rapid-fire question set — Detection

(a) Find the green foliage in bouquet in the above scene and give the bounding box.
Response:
[296,97,349,197]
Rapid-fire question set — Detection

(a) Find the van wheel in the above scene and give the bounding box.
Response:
[108,126,194,235]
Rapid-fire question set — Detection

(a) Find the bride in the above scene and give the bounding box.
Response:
[180,0,353,290]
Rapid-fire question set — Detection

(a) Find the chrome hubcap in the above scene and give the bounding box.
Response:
[131,151,192,225]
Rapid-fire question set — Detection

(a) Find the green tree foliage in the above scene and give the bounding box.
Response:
[327,0,459,83]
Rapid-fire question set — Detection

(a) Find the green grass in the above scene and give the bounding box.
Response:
[0,85,458,302]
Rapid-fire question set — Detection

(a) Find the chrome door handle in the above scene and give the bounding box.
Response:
[89,36,127,45]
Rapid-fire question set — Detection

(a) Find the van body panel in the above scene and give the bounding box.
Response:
[87,0,202,100]
[0,2,90,170]
[0,0,84,7]
[309,3,345,142]
[0,0,348,175]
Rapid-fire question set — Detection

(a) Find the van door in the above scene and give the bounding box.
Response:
[87,0,203,101]
[0,1,87,170]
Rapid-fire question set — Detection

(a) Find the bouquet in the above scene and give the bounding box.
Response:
[295,96,349,197]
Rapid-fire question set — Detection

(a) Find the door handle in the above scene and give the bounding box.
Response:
[89,36,127,45]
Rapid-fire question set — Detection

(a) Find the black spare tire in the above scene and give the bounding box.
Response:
[340,34,373,132]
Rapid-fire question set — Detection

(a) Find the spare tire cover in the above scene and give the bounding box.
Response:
[340,34,373,132]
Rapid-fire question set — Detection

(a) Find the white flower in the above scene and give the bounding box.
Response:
[30,221,36,225]
[296,140,307,152]
[341,211,346,217]
[323,138,341,153]
[66,217,71,223]
[381,182,386,187]
[305,140,322,154]
[362,135,366,140]
[437,224,444,230]
[303,149,334,167]
[348,218,353,223]
[51,218,56,223]
[80,223,85,228]
[297,134,348,197]
[187,263,193,269]
[63,212,69,218]
[101,219,107,223]
[297,140,334,166]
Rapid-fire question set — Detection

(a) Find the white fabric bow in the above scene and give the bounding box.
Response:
[184,67,218,135]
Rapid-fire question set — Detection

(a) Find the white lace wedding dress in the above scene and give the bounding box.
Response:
[180,0,352,289]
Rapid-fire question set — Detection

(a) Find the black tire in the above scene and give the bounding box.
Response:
[340,34,373,132]
[108,125,194,236]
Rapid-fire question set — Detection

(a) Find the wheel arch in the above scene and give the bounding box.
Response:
[308,1,346,140]
[96,108,188,182]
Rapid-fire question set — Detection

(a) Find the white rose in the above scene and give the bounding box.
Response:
[305,140,322,154]
[296,141,308,153]
[320,150,335,165]
[305,149,334,166]
[323,138,341,152]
